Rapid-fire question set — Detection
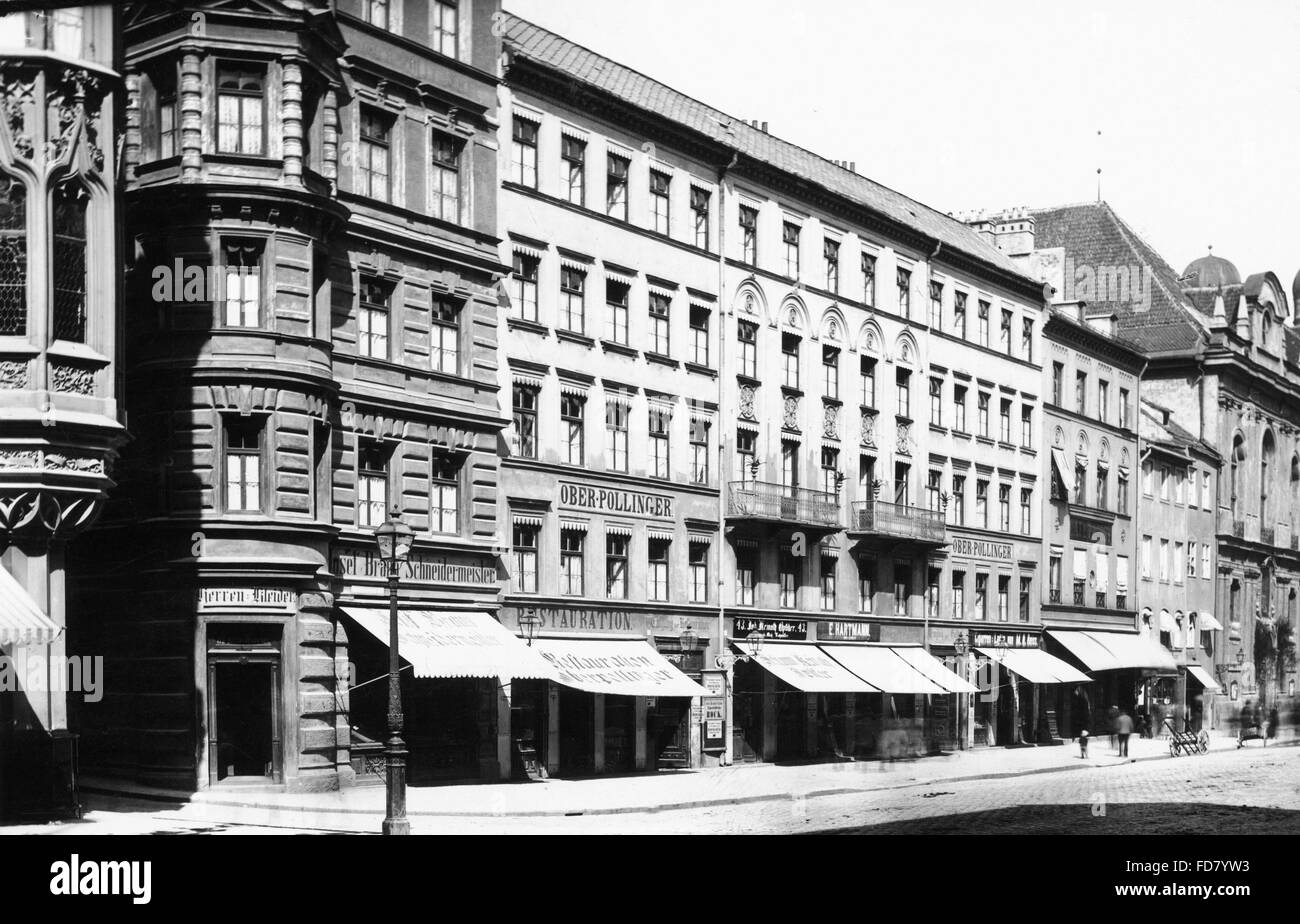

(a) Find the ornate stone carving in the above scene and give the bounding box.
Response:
[738,383,756,420]
[1,66,36,159]
[0,450,39,469]
[822,402,839,439]
[51,363,95,395]
[0,489,104,539]
[896,421,911,455]
[861,411,876,448]
[43,453,105,475]
[783,394,800,431]
[0,360,27,388]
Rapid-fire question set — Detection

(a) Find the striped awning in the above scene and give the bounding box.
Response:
[341,608,556,680]
[976,647,1091,685]
[1185,664,1222,693]
[1197,613,1224,632]
[0,565,61,648]
[890,646,980,694]
[1047,629,1178,672]
[532,638,708,697]
[748,641,879,693]
[821,645,947,695]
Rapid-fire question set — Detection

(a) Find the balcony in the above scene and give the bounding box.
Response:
[848,499,946,547]
[1049,589,1062,604]
[726,481,839,530]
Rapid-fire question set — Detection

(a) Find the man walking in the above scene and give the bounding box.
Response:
[1116,708,1134,757]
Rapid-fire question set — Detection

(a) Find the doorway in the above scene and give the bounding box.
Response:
[732,658,764,762]
[209,660,280,782]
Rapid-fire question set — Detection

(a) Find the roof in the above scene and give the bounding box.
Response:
[1138,400,1219,461]
[502,13,1038,290]
[1030,201,1207,356]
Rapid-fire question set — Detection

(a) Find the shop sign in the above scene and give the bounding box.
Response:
[198,587,296,611]
[816,621,880,642]
[950,537,1014,561]
[733,617,806,640]
[506,606,636,633]
[701,669,727,750]
[558,482,674,519]
[973,631,1038,648]
[332,546,496,585]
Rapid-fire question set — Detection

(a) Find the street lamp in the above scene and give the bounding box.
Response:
[519,607,543,646]
[374,506,413,836]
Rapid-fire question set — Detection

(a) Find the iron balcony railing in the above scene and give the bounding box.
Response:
[726,481,840,528]
[849,499,946,543]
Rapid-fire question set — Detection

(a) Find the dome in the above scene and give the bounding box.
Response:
[1181,254,1241,289]
[1292,268,1300,309]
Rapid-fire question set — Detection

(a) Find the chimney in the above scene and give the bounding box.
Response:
[761,121,768,133]
[961,211,997,245]
[849,161,856,172]
[1085,309,1116,337]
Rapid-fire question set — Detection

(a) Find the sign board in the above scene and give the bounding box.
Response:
[701,669,727,751]
[932,695,950,745]
[198,588,296,611]
[733,617,806,640]
[950,537,1014,562]
[1045,709,1060,739]
[973,631,1038,649]
[558,482,674,520]
[504,605,637,634]
[816,620,880,642]
[332,546,496,586]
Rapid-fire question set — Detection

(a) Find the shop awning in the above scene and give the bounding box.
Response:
[891,646,980,694]
[341,608,556,680]
[531,638,709,697]
[1047,629,1178,672]
[0,564,61,648]
[1050,447,1074,503]
[821,645,946,695]
[976,647,1091,684]
[1185,664,1222,692]
[746,641,880,693]
[1159,610,1176,632]
[1197,613,1224,632]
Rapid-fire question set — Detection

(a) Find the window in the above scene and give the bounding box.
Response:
[1174,542,1184,583]
[513,523,539,593]
[561,394,585,465]
[511,116,538,188]
[858,558,875,613]
[1075,371,1087,415]
[1096,467,1108,509]
[561,135,585,206]
[782,222,801,277]
[648,292,671,356]
[431,296,459,374]
[560,530,584,596]
[975,574,988,620]
[736,547,756,606]
[779,551,798,609]
[1049,552,1062,602]
[560,267,585,334]
[51,182,87,342]
[430,0,458,57]
[951,571,965,619]
[999,398,1011,442]
[782,333,800,389]
[1201,543,1211,580]
[357,108,392,201]
[690,187,711,249]
[978,300,990,347]
[782,441,800,489]
[430,134,461,222]
[690,305,710,366]
[740,205,758,264]
[1020,405,1032,447]
[1159,465,1170,502]
[824,238,840,292]
[1200,469,1212,509]
[0,172,26,336]
[953,385,967,432]
[1175,469,1185,506]
[430,454,459,534]
[824,347,840,400]
[1074,463,1086,506]
[606,400,629,472]
[605,535,629,599]
[859,455,876,502]
[927,567,941,619]
[736,430,756,486]
[977,392,989,437]
[156,66,178,159]
[953,291,967,338]
[357,278,389,359]
[952,475,966,524]
[690,418,710,484]
[860,356,876,407]
[1186,468,1197,509]
[897,268,911,317]
[50,7,82,55]
[1141,535,1152,579]
[605,278,629,344]
[929,281,942,328]
[1021,318,1033,362]
[648,538,670,602]
[1019,576,1031,621]
[820,557,837,611]
[821,446,840,496]
[997,575,1010,622]
[998,483,1011,531]
[217,66,265,155]
[1097,380,1109,424]
[649,407,671,479]
[689,543,708,603]
[1021,487,1033,533]
[220,241,261,328]
[512,384,538,459]
[1118,387,1130,429]
[927,469,942,512]
[1117,470,1129,515]
[357,442,389,528]
[999,309,1012,355]
[896,369,911,419]
[1142,460,1153,496]
[975,479,988,527]
[862,252,876,306]
[1159,538,1169,582]
[509,253,539,322]
[1051,362,1063,405]
[1072,549,1087,604]
[1116,556,1129,608]
[894,563,911,616]
[224,418,262,512]
[649,170,671,235]
[1187,539,1197,579]
[929,377,942,426]
[738,321,757,377]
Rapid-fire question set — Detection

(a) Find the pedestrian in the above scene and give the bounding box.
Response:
[1116,708,1134,757]
[1107,704,1120,752]
[1267,704,1279,741]
[1078,728,1089,759]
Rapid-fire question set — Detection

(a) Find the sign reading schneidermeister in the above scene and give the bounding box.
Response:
[558,482,674,520]
[332,546,496,585]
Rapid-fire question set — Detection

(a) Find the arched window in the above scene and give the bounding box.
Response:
[1230,434,1245,518]
[1261,430,1275,526]
[0,170,27,336]
[51,179,88,343]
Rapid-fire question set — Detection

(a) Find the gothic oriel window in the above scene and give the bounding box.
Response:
[0,171,27,336]
[52,180,88,343]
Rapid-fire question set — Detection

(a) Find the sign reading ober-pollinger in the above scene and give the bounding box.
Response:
[558,482,674,519]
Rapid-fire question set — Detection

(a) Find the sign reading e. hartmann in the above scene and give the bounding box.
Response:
[558,482,674,519]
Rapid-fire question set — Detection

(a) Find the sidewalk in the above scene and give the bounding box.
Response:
[58,731,1271,833]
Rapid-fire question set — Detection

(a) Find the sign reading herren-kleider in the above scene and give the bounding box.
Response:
[949,537,1014,561]
[558,482,674,519]
[332,546,496,585]
[198,588,296,611]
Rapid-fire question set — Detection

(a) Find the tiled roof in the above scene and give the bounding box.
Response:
[1030,202,1207,357]
[502,13,1037,288]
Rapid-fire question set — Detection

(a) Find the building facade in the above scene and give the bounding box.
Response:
[0,2,125,817]
[71,0,509,793]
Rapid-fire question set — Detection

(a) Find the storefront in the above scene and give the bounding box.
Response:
[1046,629,1177,738]
[975,644,1091,744]
[1182,664,1222,733]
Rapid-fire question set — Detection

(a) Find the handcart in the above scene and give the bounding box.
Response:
[1164,719,1209,756]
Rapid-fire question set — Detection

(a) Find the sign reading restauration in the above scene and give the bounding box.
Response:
[558,482,674,519]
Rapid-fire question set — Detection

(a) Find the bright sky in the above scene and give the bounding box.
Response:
[506,0,1300,290]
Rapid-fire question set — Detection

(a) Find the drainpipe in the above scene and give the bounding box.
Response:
[716,149,739,766]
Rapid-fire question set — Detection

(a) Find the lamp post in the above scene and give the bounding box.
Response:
[374,506,414,836]
[954,631,972,751]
